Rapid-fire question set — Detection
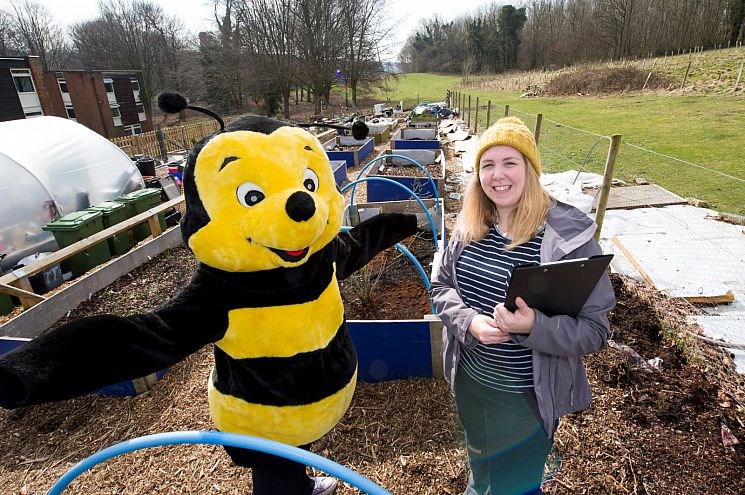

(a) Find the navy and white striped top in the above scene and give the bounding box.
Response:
[455,225,544,393]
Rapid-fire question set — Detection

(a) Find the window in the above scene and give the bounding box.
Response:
[11,69,35,93]
[24,111,43,117]
[136,103,147,122]
[57,79,68,93]
[65,106,76,119]
[130,78,140,92]
[104,78,115,93]
[124,124,142,135]
[110,104,122,126]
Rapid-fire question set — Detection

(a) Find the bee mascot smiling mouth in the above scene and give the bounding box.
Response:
[0,93,417,495]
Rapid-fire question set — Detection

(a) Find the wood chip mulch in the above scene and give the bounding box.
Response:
[2,125,744,494]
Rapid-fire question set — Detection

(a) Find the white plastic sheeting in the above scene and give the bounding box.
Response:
[0,117,143,272]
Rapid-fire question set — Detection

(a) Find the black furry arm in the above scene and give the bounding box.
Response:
[0,280,228,409]
[334,212,418,280]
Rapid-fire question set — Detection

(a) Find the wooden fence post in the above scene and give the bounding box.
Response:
[643,61,657,90]
[594,134,622,241]
[467,95,471,130]
[486,100,491,129]
[504,104,509,117]
[474,97,480,134]
[681,50,693,89]
[534,113,543,143]
[734,62,744,92]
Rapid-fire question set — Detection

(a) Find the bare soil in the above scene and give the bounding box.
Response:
[340,233,435,321]
[544,67,672,96]
[376,162,443,179]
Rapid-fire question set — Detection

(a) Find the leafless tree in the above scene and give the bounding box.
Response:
[234,0,298,117]
[293,0,345,114]
[403,0,734,74]
[338,0,390,109]
[2,0,70,70]
[70,0,191,111]
[200,0,250,112]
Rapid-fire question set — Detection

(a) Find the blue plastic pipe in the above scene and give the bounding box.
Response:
[394,241,436,315]
[340,178,438,246]
[352,154,440,213]
[48,431,392,495]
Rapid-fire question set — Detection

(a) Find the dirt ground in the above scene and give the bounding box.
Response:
[1,122,744,494]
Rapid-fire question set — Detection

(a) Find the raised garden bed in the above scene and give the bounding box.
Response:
[322,135,375,169]
[367,124,391,144]
[341,232,441,382]
[407,119,438,128]
[364,149,445,203]
[366,118,396,144]
[391,128,440,150]
[342,199,445,382]
[329,159,347,186]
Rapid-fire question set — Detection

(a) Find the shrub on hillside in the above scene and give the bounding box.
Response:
[544,67,671,95]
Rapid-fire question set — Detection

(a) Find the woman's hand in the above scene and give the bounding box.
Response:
[493,297,535,335]
[468,314,511,344]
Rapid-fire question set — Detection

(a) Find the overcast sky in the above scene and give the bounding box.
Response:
[5,0,499,61]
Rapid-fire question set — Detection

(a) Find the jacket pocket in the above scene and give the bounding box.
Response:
[552,356,576,413]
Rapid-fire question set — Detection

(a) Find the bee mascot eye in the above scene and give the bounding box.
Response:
[303,168,318,192]
[236,182,265,207]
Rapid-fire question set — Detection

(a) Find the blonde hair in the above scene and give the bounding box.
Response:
[454,155,552,250]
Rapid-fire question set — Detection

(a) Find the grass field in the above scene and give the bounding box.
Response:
[357,61,745,215]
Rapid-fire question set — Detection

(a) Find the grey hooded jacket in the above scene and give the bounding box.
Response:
[430,201,616,438]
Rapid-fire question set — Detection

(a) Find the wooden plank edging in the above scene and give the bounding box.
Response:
[0,227,183,339]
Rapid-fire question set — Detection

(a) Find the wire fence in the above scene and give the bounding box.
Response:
[450,90,745,391]
[451,93,744,216]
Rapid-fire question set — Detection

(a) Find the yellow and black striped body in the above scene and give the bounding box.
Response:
[204,243,357,446]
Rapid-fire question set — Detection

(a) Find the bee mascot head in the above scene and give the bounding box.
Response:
[158,92,364,272]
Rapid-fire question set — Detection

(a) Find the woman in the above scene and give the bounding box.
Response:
[430,117,616,495]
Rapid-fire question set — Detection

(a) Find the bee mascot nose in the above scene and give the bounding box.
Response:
[286,191,316,222]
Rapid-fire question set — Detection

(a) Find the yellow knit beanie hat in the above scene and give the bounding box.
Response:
[474,116,541,176]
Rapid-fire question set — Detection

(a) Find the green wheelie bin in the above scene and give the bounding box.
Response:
[0,293,14,316]
[42,210,112,277]
[86,201,132,256]
[114,188,166,243]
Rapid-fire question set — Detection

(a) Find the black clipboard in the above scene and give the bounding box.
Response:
[504,254,613,317]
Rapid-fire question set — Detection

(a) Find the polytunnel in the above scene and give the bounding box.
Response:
[0,116,144,273]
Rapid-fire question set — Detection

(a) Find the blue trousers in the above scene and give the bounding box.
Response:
[454,369,553,495]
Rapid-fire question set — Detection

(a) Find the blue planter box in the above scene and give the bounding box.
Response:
[340,199,446,381]
[348,319,441,382]
[0,337,167,397]
[365,149,445,203]
[323,136,375,169]
[343,198,445,245]
[391,128,440,150]
[329,160,347,186]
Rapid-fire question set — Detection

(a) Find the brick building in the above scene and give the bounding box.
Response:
[0,55,152,138]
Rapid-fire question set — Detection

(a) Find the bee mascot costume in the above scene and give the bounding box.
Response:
[0,93,417,495]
